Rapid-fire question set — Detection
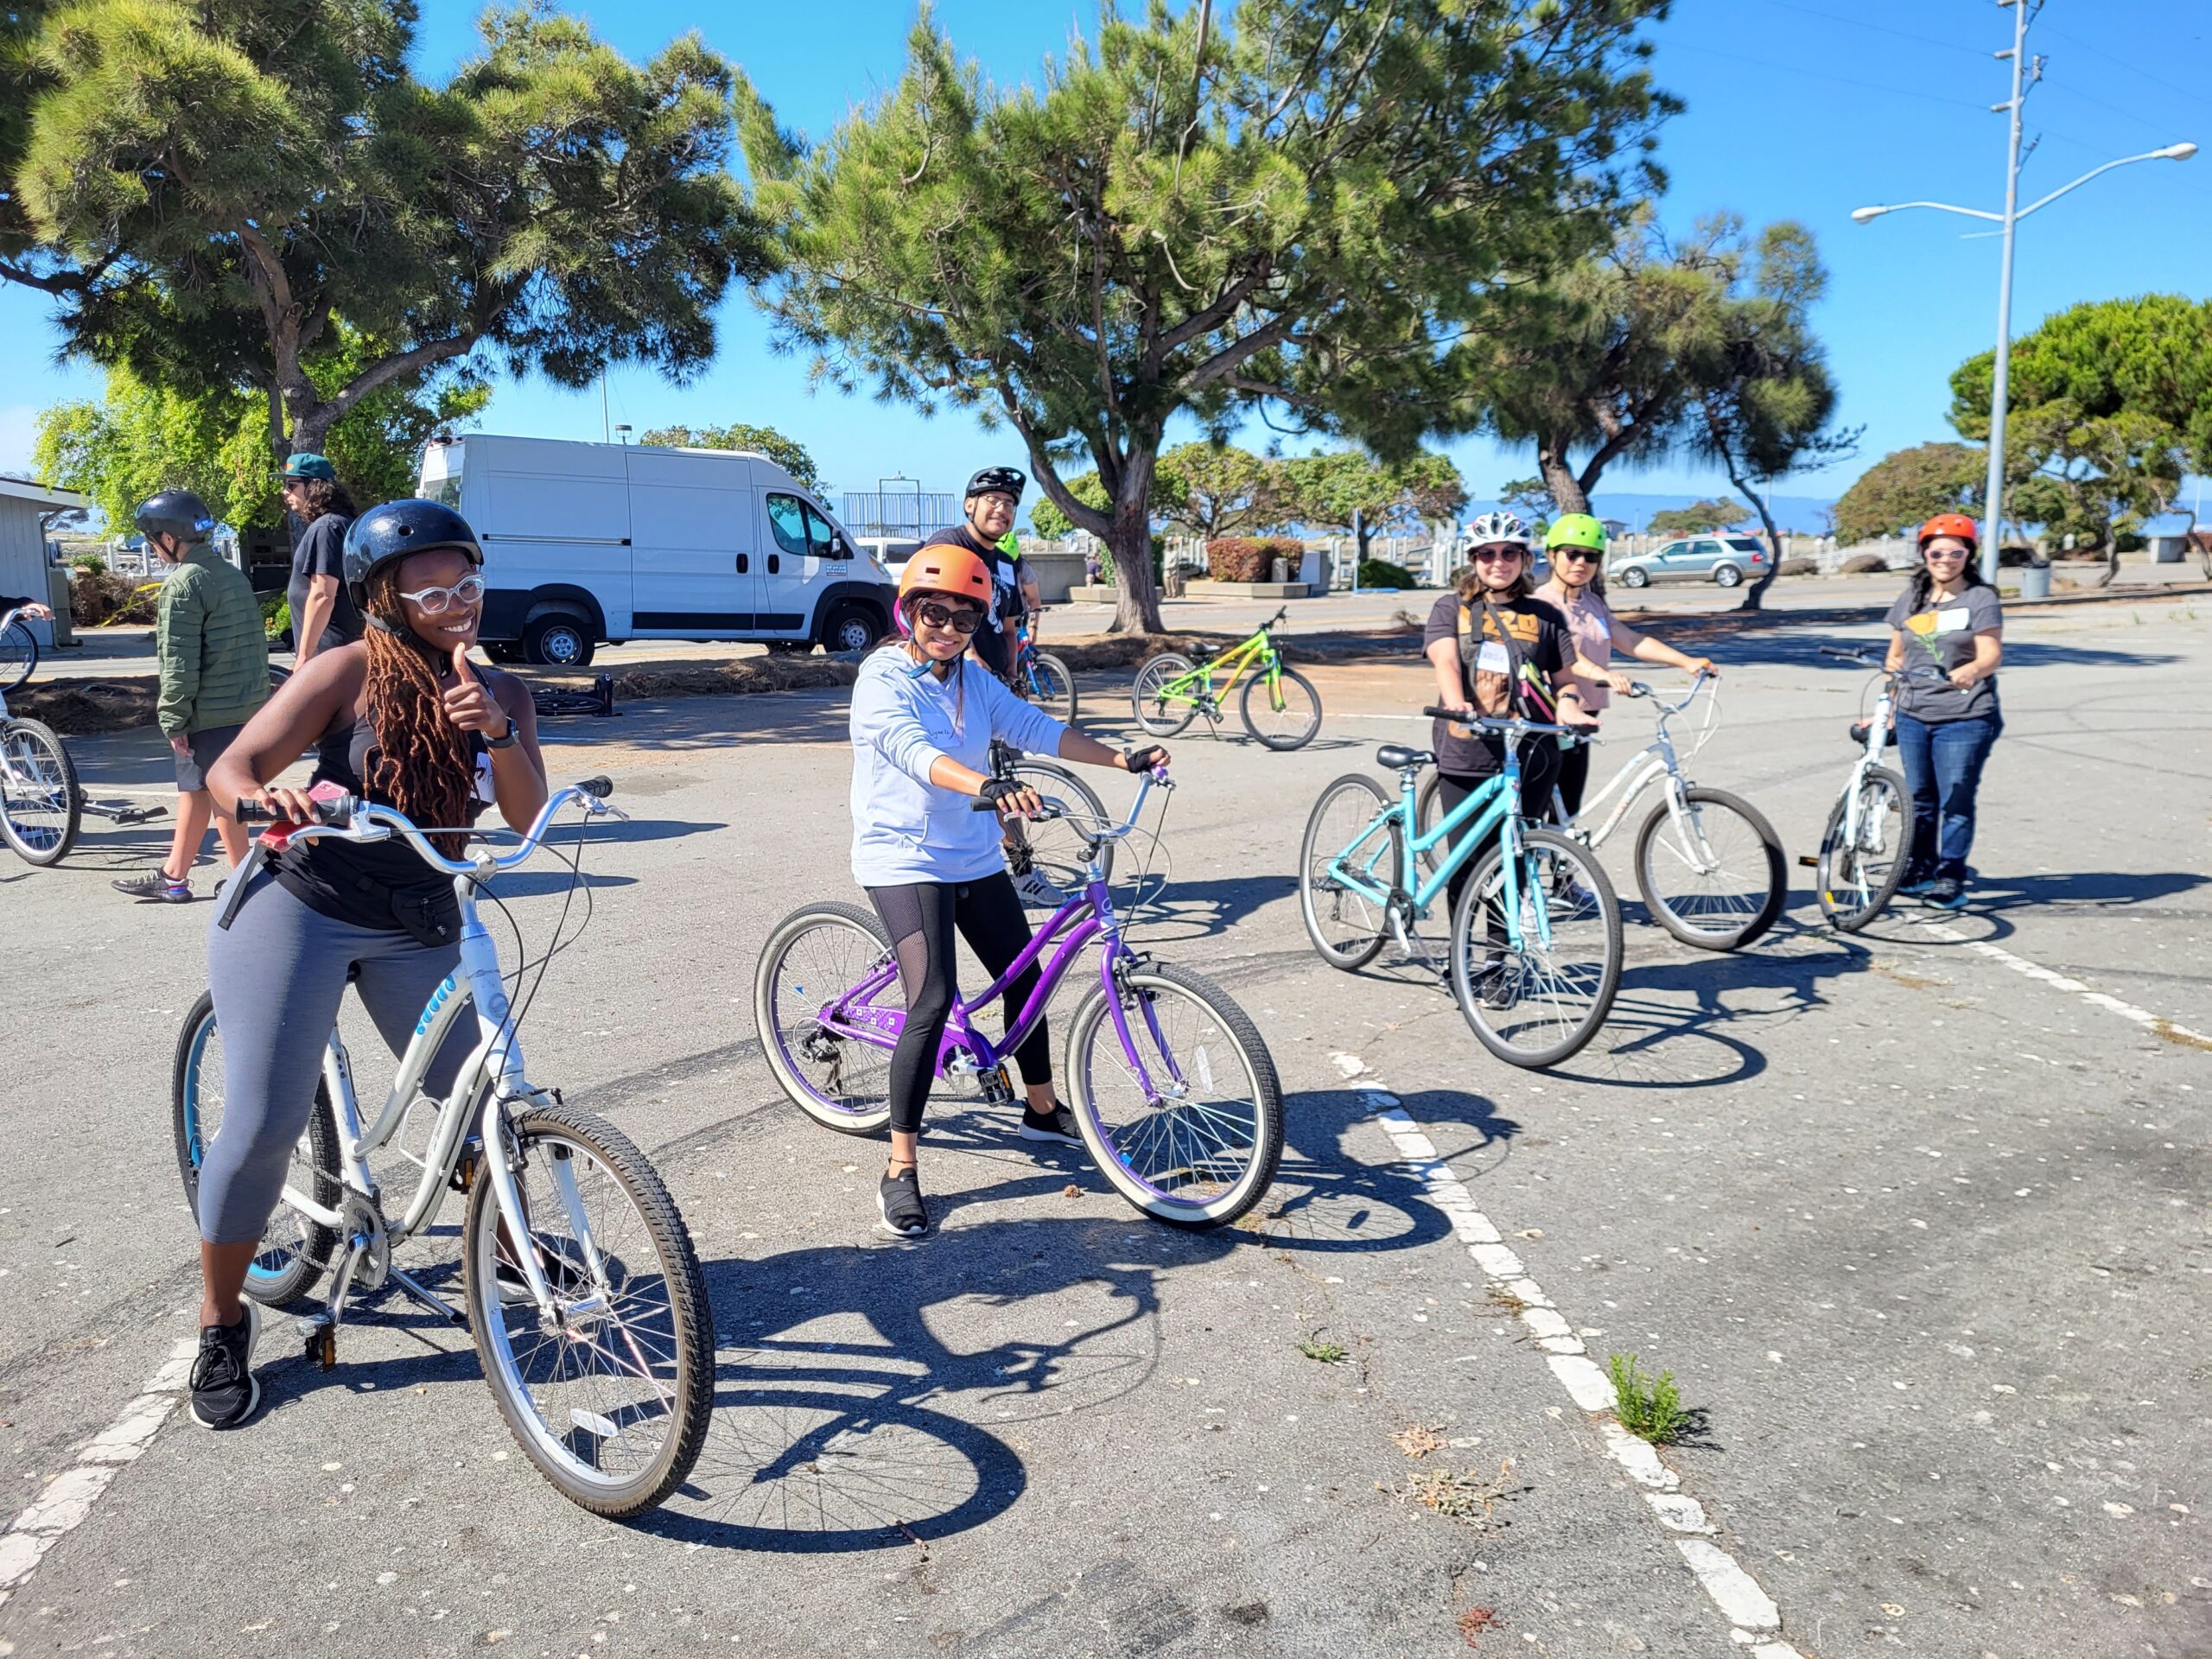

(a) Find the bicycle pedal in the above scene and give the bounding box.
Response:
[296,1320,339,1371]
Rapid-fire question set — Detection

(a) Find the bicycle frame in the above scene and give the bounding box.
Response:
[1554,676,1710,856]
[1162,626,1280,708]
[1330,753,1541,949]
[812,773,1183,1102]
[1839,680,1898,850]
[265,785,617,1325]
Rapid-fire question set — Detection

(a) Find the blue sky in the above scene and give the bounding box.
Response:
[3,0,2206,525]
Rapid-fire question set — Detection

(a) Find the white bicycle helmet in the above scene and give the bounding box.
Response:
[1463,510,1529,548]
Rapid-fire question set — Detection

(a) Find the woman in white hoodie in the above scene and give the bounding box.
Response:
[850,544,1165,1237]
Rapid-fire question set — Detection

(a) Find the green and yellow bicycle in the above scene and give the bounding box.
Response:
[1129,607,1322,751]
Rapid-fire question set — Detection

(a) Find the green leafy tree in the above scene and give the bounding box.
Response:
[1644,498,1747,537]
[1157,442,1288,540]
[737,0,1672,631]
[1028,471,1112,542]
[1497,476,1553,527]
[35,334,485,531]
[1950,294,2212,586]
[1830,442,1984,546]
[10,1,769,462]
[1284,448,1467,563]
[638,423,823,492]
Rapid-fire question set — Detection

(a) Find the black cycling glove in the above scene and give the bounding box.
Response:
[1122,745,1165,773]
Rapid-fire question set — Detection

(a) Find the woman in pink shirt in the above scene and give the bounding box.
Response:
[1534,514,1717,818]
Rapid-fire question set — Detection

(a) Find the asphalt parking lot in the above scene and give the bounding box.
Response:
[0,594,2205,1657]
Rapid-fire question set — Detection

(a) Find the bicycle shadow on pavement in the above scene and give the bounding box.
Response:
[642,1083,1481,1554]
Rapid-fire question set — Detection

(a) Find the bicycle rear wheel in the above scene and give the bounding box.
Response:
[1064,961,1283,1228]
[170,990,340,1306]
[1131,654,1199,735]
[1298,773,1395,970]
[1633,785,1786,950]
[1448,827,1623,1069]
[1240,665,1320,751]
[1816,766,1910,932]
[464,1104,714,1518]
[1005,757,1112,899]
[754,902,898,1134]
[1027,652,1077,725]
[0,620,36,692]
[1,717,79,866]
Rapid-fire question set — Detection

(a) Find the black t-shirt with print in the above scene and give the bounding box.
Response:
[1421,591,1571,777]
[919,522,1020,673]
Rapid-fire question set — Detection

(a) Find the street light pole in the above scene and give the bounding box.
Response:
[1979,0,2031,584]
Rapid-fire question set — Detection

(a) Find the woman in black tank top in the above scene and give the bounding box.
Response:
[189,501,547,1430]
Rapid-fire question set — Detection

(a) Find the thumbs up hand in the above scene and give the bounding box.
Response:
[442,642,503,735]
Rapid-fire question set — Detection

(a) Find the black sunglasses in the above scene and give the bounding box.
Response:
[1553,546,1603,563]
[914,599,984,634]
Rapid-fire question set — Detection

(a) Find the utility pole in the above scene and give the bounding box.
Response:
[1980,0,2037,585]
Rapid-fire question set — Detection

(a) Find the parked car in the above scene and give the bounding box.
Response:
[419,433,895,665]
[855,536,925,577]
[1613,534,1769,589]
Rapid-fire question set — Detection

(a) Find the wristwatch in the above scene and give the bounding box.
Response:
[486,716,518,750]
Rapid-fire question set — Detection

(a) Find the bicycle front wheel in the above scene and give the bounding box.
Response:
[1,717,79,866]
[1065,961,1284,1228]
[1131,654,1199,735]
[464,1104,714,1519]
[0,619,36,692]
[1029,652,1077,724]
[1006,757,1112,897]
[1298,773,1395,970]
[1448,827,1623,1069]
[1634,785,1787,950]
[754,902,898,1134]
[1240,665,1321,751]
[1816,766,1910,932]
[171,990,340,1306]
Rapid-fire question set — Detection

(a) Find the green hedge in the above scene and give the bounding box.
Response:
[1357,557,1419,589]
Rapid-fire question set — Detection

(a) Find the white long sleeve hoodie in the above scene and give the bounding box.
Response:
[848,645,1068,888]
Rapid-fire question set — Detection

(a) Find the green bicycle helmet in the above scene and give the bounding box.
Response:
[1545,513,1608,554]
[996,531,1021,559]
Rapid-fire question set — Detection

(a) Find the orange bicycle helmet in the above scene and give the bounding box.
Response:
[1917,512,1980,550]
[896,544,994,632]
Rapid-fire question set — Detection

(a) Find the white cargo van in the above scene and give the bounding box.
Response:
[418,433,895,666]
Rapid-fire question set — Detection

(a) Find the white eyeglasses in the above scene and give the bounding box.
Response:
[397,574,487,614]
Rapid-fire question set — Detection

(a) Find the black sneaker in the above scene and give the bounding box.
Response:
[113,869,193,903]
[1020,1102,1083,1146]
[188,1302,262,1430]
[1468,966,1515,1010]
[1926,877,1968,911]
[878,1166,928,1238]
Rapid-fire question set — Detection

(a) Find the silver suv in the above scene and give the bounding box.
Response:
[1613,534,1770,589]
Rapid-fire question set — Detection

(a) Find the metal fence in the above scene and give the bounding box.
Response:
[841,489,957,538]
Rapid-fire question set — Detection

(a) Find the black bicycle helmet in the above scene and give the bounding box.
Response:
[342,498,483,615]
[964,466,1027,503]
[133,489,215,547]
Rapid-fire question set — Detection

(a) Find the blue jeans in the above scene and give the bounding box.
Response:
[1895,710,2001,884]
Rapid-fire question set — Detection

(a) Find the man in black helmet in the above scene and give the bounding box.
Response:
[920,467,1029,679]
[113,490,269,901]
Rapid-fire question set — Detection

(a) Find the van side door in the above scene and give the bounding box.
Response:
[626,449,758,632]
[760,492,844,636]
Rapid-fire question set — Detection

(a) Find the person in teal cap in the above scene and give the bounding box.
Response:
[280,451,362,663]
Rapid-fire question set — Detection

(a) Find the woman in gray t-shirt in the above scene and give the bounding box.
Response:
[1882,513,2003,910]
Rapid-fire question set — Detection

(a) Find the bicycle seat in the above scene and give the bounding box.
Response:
[1376,744,1434,772]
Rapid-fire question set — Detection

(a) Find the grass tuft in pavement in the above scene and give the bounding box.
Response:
[1298,1332,1350,1363]
[1607,1351,1689,1444]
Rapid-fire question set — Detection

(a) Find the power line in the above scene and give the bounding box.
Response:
[1662,40,1993,115]
[2033,22,2201,106]
[1756,0,1988,62]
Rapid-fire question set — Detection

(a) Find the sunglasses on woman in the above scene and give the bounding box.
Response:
[914,599,985,633]
[1471,547,1526,563]
[397,574,488,614]
[1553,547,1603,564]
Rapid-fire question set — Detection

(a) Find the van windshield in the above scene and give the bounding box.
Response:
[422,444,464,509]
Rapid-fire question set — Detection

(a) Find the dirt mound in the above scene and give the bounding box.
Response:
[10,679,159,735]
[587,654,864,701]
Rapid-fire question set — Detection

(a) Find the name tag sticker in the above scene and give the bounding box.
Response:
[1935,607,1972,635]
[1476,640,1511,672]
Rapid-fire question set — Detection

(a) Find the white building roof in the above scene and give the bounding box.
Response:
[0,476,91,513]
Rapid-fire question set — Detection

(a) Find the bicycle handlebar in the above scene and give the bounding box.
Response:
[238,779,619,874]
[1421,705,1595,741]
[1624,666,1714,716]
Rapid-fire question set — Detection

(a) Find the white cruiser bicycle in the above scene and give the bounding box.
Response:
[170,778,714,1517]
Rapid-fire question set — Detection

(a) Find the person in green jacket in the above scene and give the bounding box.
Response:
[113,490,270,903]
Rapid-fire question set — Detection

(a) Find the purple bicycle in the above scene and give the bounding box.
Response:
[753,765,1284,1228]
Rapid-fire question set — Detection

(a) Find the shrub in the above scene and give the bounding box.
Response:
[1777,556,1817,577]
[261,593,292,640]
[1206,536,1302,582]
[69,569,162,626]
[70,553,107,575]
[1357,557,1419,589]
[1838,552,1890,575]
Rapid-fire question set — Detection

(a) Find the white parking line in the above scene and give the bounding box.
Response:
[1366,1088,1807,1657]
[1925,925,2212,1047]
[0,1338,196,1611]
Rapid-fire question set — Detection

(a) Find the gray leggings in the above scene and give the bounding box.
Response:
[198,873,467,1245]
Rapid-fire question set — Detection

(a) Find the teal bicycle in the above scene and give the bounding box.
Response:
[1297,709,1624,1068]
